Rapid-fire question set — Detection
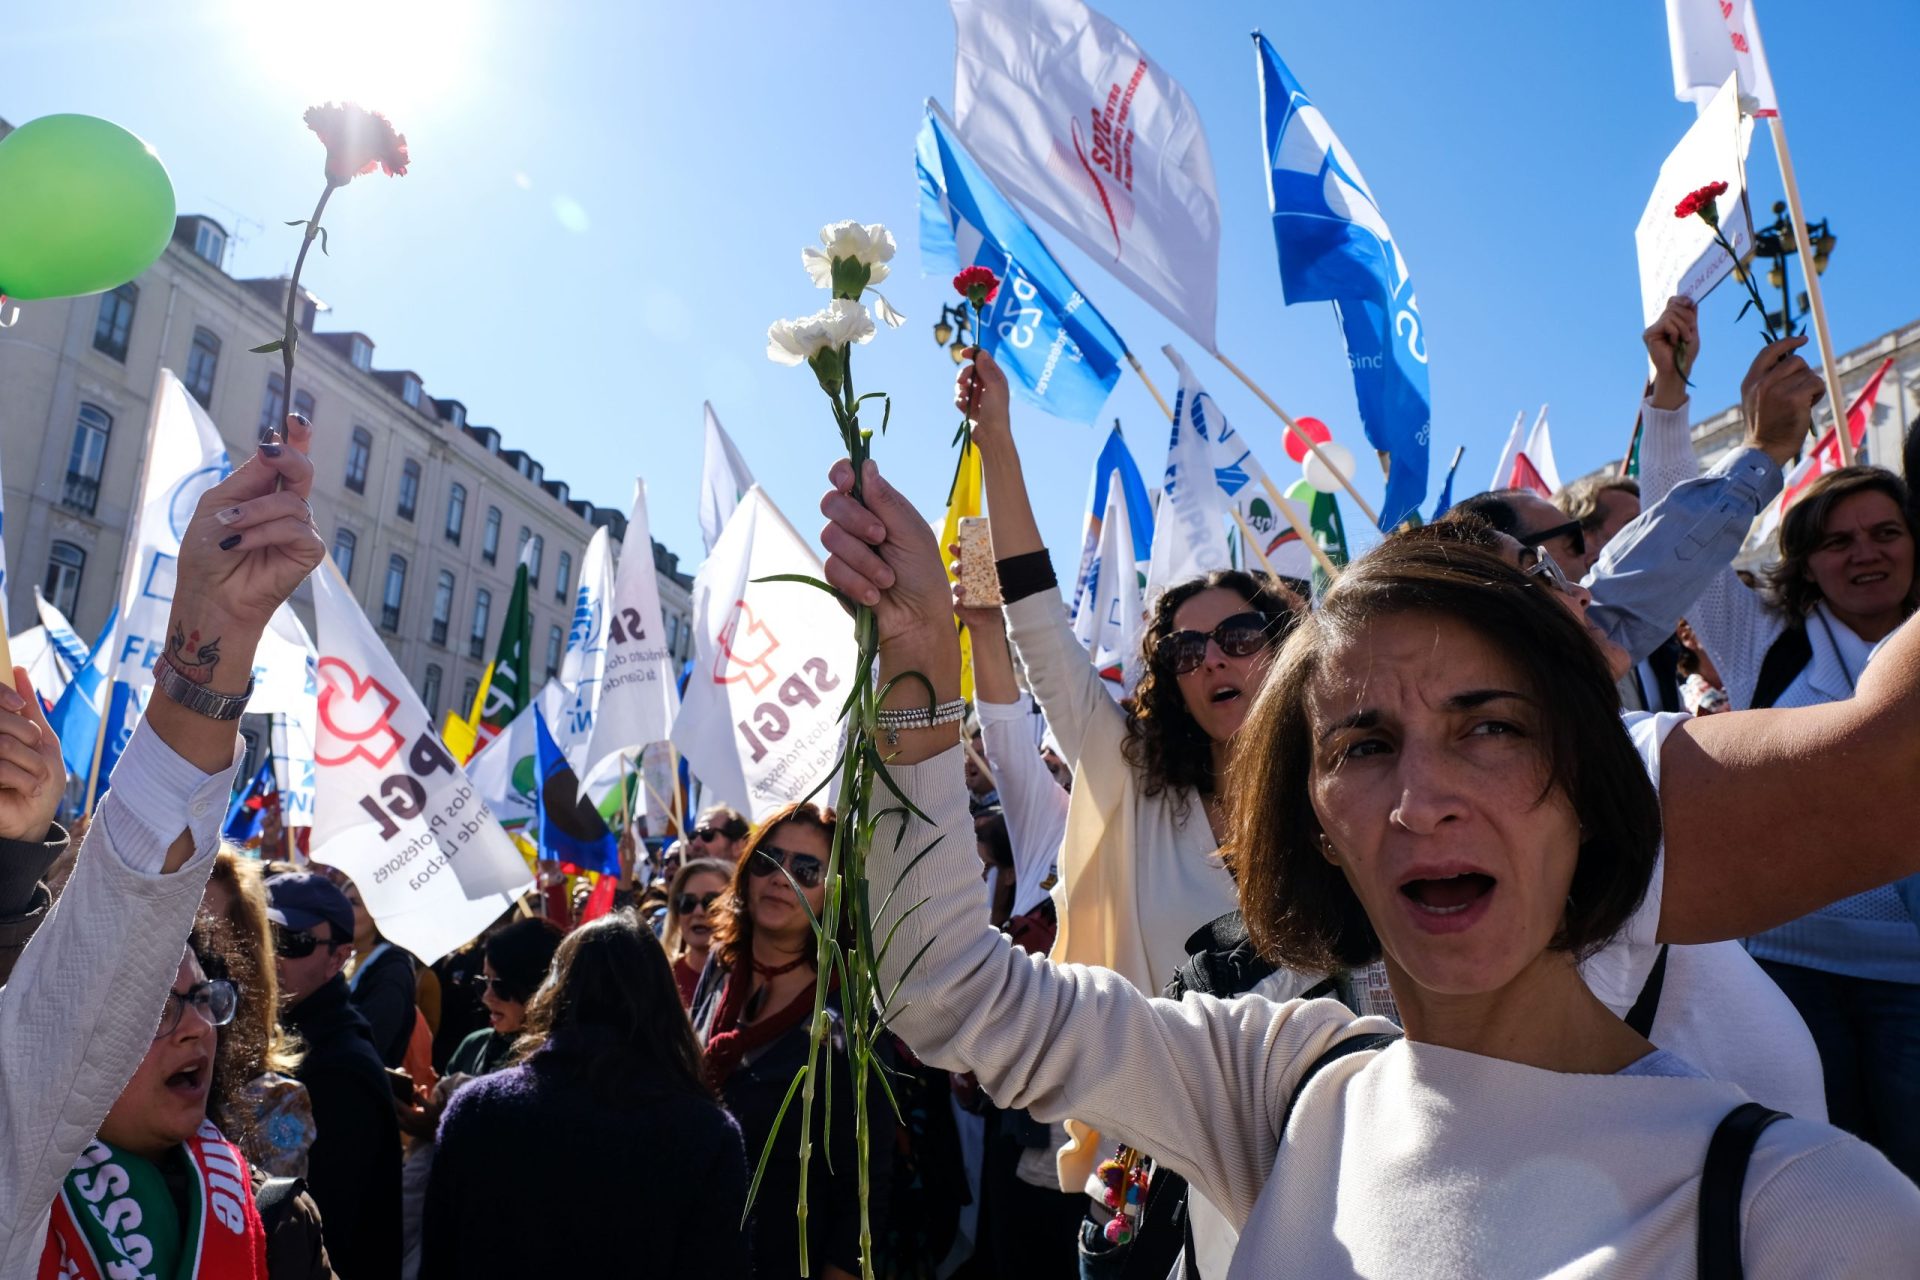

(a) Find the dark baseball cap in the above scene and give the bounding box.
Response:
[265,872,354,942]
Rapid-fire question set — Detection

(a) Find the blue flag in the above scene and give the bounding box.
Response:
[535,707,617,876]
[50,604,119,785]
[1255,34,1431,530]
[224,757,276,842]
[1430,447,1465,522]
[918,102,1127,426]
[1070,425,1156,624]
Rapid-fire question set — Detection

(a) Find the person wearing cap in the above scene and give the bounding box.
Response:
[269,871,403,1279]
[0,416,325,1279]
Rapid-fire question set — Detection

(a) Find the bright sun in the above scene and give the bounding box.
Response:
[228,0,475,119]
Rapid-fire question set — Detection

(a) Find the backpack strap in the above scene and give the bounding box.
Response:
[1623,944,1670,1038]
[1698,1102,1788,1280]
[1280,1031,1401,1135]
[1750,622,1813,709]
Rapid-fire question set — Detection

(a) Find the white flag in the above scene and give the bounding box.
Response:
[1146,349,1234,600]
[583,479,680,779]
[35,586,89,678]
[549,526,614,772]
[1489,410,1526,491]
[8,628,68,705]
[246,605,319,831]
[310,559,531,964]
[466,701,541,846]
[670,487,856,820]
[270,713,317,830]
[1079,481,1145,696]
[1522,406,1562,495]
[112,371,233,688]
[951,0,1221,350]
[1666,0,1778,117]
[699,403,757,556]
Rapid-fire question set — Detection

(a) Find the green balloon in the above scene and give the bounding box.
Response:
[0,114,176,301]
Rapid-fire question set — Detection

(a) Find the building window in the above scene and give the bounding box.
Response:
[44,542,85,618]
[92,283,137,362]
[259,373,286,441]
[667,613,680,656]
[345,427,371,494]
[430,570,454,647]
[401,375,422,408]
[332,528,357,582]
[349,335,373,371]
[185,328,221,408]
[422,664,444,718]
[398,459,421,521]
[516,525,530,561]
[447,403,465,428]
[469,588,492,659]
[292,388,315,423]
[545,624,562,679]
[461,676,479,714]
[555,550,572,603]
[528,534,544,588]
[445,483,466,545]
[63,403,112,516]
[192,221,226,268]
[482,507,501,564]
[381,556,407,632]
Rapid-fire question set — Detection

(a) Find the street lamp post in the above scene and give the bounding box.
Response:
[932,302,972,364]
[1745,199,1837,340]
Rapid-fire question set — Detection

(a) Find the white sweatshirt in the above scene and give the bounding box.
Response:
[872,745,1920,1278]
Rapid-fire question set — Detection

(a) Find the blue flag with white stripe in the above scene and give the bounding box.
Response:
[1070,425,1156,625]
[49,604,118,784]
[1255,34,1430,530]
[918,102,1126,426]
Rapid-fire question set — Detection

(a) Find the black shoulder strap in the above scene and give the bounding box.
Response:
[253,1175,306,1229]
[1698,1102,1789,1280]
[1624,944,1670,1038]
[1280,1031,1401,1135]
[1750,622,1813,709]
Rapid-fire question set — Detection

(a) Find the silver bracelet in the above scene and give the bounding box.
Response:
[874,698,969,747]
[151,655,255,721]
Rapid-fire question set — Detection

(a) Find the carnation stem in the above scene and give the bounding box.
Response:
[281,181,340,426]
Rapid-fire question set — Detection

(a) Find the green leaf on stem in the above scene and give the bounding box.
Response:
[249,339,286,355]
[284,219,307,227]
[863,742,932,825]
[743,1065,810,1225]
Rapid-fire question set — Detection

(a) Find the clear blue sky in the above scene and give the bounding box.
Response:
[8,1,1917,566]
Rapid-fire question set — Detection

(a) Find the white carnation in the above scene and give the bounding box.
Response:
[802,220,896,289]
[766,299,875,365]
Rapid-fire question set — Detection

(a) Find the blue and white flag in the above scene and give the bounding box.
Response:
[1070,425,1155,625]
[49,603,119,785]
[224,756,277,843]
[1430,446,1465,522]
[918,101,1126,426]
[35,588,90,678]
[535,705,617,877]
[1255,34,1430,530]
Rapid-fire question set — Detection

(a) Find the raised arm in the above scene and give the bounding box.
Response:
[1657,610,1920,943]
[819,457,1384,1226]
[0,416,323,1269]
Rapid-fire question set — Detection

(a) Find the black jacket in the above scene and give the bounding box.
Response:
[0,824,66,987]
[287,975,402,1280]
[346,944,417,1069]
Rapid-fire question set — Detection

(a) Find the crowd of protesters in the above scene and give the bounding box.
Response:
[3,291,1920,1280]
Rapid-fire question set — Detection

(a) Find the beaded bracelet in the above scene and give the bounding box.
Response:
[874,697,969,747]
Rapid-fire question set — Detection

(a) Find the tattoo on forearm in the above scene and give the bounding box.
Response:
[166,623,222,686]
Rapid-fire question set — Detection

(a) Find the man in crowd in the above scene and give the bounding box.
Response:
[269,871,403,1279]
[687,805,750,862]
[1556,474,1644,570]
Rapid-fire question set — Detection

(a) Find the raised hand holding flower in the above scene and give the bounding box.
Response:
[947,266,1001,500]
[1675,179,1779,346]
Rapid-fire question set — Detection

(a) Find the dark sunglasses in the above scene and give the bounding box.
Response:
[1517,518,1586,559]
[1153,612,1275,676]
[481,975,525,1002]
[273,925,344,959]
[156,979,238,1039]
[748,844,825,889]
[692,822,748,844]
[674,890,723,916]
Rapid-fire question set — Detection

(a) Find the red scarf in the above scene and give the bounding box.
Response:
[42,1121,268,1280]
[702,961,830,1089]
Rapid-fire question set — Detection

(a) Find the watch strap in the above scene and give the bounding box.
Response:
[151,655,254,721]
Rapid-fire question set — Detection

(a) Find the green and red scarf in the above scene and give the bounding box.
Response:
[41,1121,267,1280]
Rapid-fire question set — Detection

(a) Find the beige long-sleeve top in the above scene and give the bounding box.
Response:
[873,745,1920,1278]
[0,721,238,1279]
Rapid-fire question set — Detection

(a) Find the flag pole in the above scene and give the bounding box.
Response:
[1765,116,1850,464]
[1619,409,1645,479]
[1124,350,1175,421]
[0,595,14,685]
[1211,350,1381,526]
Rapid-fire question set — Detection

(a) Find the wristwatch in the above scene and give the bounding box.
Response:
[151,655,254,721]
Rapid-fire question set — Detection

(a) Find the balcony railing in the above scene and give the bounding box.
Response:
[62,472,100,516]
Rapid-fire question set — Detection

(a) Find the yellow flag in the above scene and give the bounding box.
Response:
[442,661,495,764]
[939,446,985,701]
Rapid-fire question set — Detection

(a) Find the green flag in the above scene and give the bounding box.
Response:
[1287,479,1351,599]
[475,550,533,750]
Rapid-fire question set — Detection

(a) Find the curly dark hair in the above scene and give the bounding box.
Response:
[1120,570,1303,807]
[1761,465,1917,620]
[186,914,268,1154]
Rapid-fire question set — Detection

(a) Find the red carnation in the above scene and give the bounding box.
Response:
[953,266,1000,307]
[304,102,410,185]
[1674,180,1729,224]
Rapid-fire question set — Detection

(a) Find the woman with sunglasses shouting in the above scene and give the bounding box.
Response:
[690,803,895,1280]
[951,351,1309,1198]
[663,858,733,1008]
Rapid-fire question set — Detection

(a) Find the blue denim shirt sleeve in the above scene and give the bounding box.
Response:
[1585,445,1783,663]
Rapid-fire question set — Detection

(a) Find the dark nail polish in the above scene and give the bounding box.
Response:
[220,534,243,550]
[290,412,311,428]
[259,443,283,457]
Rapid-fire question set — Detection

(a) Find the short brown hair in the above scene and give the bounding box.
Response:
[1762,465,1917,619]
[708,802,838,974]
[1555,475,1640,534]
[1227,530,1663,973]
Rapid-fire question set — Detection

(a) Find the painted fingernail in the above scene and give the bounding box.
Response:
[219,533,243,550]
[215,506,244,525]
[290,412,311,429]
[259,443,283,457]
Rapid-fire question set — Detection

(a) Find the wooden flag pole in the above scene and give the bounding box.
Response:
[0,594,13,681]
[1211,350,1381,527]
[1124,350,1175,421]
[1766,117,1850,464]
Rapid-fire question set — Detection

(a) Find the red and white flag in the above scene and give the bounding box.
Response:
[1666,0,1778,118]
[1754,356,1894,547]
[950,0,1221,350]
[1522,405,1560,494]
[1508,453,1553,499]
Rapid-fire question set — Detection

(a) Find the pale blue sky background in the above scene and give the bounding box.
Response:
[8,1,1917,565]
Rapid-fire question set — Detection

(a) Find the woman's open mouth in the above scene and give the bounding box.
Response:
[1399,871,1496,933]
[164,1062,209,1099]
[1208,685,1242,705]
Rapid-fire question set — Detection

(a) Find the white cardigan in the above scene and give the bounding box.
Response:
[872,746,1920,1277]
[0,721,237,1279]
